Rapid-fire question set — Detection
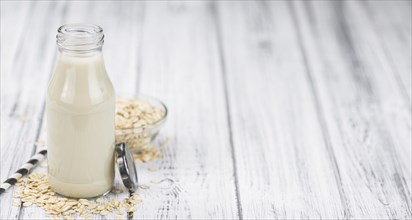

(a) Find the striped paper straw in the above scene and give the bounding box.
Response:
[0,149,47,195]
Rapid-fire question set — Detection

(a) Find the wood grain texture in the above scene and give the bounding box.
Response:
[362,1,411,102]
[136,2,238,218]
[293,1,411,218]
[216,1,345,219]
[1,2,67,219]
[1,1,411,219]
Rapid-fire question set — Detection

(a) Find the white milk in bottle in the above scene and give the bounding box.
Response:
[47,24,115,198]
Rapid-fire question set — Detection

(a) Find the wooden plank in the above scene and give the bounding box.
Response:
[136,1,239,219]
[293,1,411,218]
[361,1,411,101]
[216,1,345,219]
[0,1,68,219]
[0,2,32,173]
[0,1,32,112]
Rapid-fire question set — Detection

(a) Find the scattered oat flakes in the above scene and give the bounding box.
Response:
[127,206,135,212]
[147,167,158,172]
[13,173,141,219]
[34,140,46,147]
[139,184,150,190]
[111,187,124,194]
[23,202,33,206]
[133,146,161,163]
[159,136,173,148]
[20,115,30,122]
[115,209,123,215]
[100,210,109,216]
[150,179,162,184]
[12,200,21,207]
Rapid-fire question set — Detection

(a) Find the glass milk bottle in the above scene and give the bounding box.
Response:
[47,24,115,198]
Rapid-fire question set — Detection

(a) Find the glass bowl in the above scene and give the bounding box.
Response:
[115,95,167,153]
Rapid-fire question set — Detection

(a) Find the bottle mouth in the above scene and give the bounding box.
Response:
[57,24,104,52]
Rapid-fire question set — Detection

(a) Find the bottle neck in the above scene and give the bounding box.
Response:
[56,48,105,66]
[57,47,103,57]
[56,24,104,53]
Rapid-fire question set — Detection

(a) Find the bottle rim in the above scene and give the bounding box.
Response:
[57,24,104,52]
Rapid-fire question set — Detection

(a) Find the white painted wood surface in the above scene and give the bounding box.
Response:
[0,1,410,219]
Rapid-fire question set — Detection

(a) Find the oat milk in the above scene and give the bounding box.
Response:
[47,24,115,198]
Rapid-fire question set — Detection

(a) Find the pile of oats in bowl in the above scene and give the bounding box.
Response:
[115,97,167,152]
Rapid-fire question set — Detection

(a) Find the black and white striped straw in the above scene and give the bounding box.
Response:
[0,149,47,195]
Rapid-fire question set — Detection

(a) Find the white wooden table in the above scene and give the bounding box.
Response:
[1,1,411,219]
